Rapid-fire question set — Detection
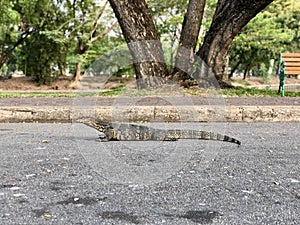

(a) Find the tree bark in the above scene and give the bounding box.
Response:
[197,0,274,85]
[172,0,206,82]
[108,0,169,89]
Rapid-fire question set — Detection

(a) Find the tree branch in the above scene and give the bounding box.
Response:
[90,0,109,40]
[90,21,118,43]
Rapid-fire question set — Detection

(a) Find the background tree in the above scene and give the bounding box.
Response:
[3,0,297,88]
[229,0,300,79]
[109,0,274,87]
[196,0,274,86]
[108,0,169,88]
[22,32,67,85]
[15,0,69,84]
[172,0,206,81]
[0,0,40,69]
[62,0,117,81]
[147,0,189,70]
[1,0,119,84]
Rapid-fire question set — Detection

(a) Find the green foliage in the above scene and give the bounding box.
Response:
[1,0,68,82]
[0,0,123,84]
[0,63,8,76]
[1,0,298,86]
[80,36,125,74]
[0,85,126,98]
[230,0,300,77]
[0,1,20,41]
[23,32,67,85]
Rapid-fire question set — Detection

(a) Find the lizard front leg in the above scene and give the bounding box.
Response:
[163,137,178,141]
[98,133,109,142]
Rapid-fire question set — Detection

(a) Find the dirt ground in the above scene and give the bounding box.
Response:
[0,76,75,91]
[0,75,299,91]
[0,75,299,108]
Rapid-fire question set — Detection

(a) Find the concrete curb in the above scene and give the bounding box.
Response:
[1,105,299,123]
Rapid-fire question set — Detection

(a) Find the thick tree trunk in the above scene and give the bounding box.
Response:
[197,0,274,85]
[108,0,168,89]
[172,0,206,82]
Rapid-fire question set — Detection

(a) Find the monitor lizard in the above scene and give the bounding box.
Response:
[79,119,241,145]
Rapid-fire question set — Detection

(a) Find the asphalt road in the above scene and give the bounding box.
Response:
[0,122,299,225]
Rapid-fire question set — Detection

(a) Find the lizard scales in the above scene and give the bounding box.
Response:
[80,120,241,145]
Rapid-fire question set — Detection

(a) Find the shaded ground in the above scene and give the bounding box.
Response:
[0,76,134,91]
[0,75,300,91]
[0,96,299,107]
[0,76,75,91]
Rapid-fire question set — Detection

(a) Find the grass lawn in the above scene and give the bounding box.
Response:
[1,85,299,98]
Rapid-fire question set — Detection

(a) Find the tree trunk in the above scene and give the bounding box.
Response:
[243,63,252,80]
[73,39,87,81]
[108,0,169,89]
[197,0,274,85]
[0,45,8,69]
[172,0,206,82]
[59,63,66,77]
[229,61,241,79]
[75,62,82,82]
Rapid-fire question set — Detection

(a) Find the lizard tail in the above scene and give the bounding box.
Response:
[165,130,241,145]
[198,131,241,145]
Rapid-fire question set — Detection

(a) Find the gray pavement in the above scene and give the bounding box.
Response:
[0,122,299,224]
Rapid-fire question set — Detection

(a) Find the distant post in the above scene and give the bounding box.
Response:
[278,56,286,97]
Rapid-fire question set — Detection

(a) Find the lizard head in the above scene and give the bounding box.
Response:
[96,121,116,141]
[76,118,115,141]
[95,121,113,132]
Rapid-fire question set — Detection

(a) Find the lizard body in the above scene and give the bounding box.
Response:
[80,119,241,145]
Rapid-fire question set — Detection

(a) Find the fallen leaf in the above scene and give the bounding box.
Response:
[44,213,52,219]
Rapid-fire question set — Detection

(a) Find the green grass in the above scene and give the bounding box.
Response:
[230,78,251,86]
[0,85,299,98]
[97,85,125,96]
[221,87,300,97]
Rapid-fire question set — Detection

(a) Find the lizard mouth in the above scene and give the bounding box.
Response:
[98,133,107,139]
